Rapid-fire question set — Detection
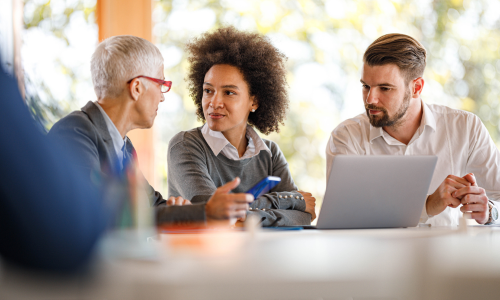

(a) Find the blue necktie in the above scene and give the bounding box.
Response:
[122,142,131,171]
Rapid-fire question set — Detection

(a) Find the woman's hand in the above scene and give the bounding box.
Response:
[298,190,316,221]
[206,177,253,224]
[166,196,192,206]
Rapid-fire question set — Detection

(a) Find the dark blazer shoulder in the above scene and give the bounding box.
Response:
[47,102,116,172]
[49,101,110,144]
[51,109,92,128]
[49,110,98,140]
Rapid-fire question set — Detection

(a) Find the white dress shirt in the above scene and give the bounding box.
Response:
[94,101,127,169]
[326,100,500,226]
[201,124,271,160]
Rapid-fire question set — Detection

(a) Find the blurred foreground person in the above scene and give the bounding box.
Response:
[48,35,252,227]
[0,66,106,272]
[167,27,316,226]
[326,33,500,226]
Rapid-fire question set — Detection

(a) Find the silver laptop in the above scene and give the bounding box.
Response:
[316,155,437,229]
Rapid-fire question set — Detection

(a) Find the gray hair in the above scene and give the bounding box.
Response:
[91,35,163,99]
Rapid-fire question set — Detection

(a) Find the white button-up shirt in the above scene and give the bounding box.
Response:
[326,100,500,226]
[94,101,127,169]
[201,124,271,160]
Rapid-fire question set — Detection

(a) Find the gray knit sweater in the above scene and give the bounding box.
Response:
[167,127,311,226]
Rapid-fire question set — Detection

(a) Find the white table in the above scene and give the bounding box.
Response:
[2,226,500,300]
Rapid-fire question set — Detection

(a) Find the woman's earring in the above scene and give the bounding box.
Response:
[251,109,256,112]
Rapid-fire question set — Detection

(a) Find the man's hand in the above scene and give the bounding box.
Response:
[206,177,253,223]
[166,196,192,206]
[453,173,489,224]
[298,190,316,221]
[426,175,471,216]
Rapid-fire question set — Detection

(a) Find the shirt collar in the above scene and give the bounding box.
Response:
[368,99,437,144]
[245,125,272,157]
[420,100,437,133]
[201,124,230,156]
[94,101,126,159]
[369,121,384,143]
[201,124,272,157]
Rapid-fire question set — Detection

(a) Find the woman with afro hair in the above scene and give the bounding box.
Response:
[167,26,316,227]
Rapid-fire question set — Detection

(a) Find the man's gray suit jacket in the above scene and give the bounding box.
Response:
[48,101,206,225]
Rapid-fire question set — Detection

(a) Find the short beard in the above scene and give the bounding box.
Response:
[366,88,411,128]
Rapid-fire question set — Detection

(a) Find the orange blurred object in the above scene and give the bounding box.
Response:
[96,0,156,187]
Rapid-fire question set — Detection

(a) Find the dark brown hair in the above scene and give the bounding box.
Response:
[363,33,427,83]
[185,26,289,134]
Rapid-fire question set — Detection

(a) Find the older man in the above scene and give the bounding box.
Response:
[326,33,499,227]
[49,35,252,225]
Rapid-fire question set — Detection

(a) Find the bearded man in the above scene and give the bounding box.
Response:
[326,33,499,227]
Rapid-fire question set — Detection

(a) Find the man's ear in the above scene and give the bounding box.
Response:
[128,78,143,101]
[411,77,424,98]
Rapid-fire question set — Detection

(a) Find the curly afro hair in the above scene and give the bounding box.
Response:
[185,26,289,135]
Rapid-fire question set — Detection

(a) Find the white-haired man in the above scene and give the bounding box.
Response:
[326,33,499,227]
[49,35,252,225]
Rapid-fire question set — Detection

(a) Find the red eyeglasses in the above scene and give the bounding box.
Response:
[127,75,172,93]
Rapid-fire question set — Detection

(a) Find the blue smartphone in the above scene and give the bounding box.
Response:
[246,176,281,200]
